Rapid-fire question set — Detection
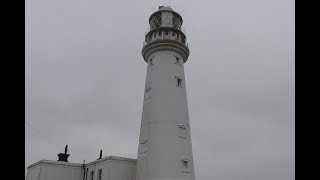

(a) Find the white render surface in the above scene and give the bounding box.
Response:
[137,50,195,180]
[26,160,83,180]
[85,156,136,180]
[26,156,137,180]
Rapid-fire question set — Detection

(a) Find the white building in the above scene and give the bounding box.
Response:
[26,6,195,180]
[26,156,136,180]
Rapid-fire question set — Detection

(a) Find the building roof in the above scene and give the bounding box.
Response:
[27,156,137,169]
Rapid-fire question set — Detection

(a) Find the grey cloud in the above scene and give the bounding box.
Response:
[26,0,294,179]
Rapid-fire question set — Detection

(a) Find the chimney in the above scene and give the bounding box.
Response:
[57,145,70,162]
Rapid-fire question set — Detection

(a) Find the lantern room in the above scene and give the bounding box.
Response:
[144,6,187,46]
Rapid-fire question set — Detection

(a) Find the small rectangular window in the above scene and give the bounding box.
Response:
[165,31,168,35]
[178,124,187,137]
[181,157,190,169]
[175,57,181,64]
[183,161,188,168]
[144,96,151,101]
[159,31,162,36]
[98,169,102,180]
[90,171,94,180]
[176,77,182,87]
[172,33,175,36]
[86,168,88,180]
[149,58,153,65]
[178,124,186,129]
[153,33,156,38]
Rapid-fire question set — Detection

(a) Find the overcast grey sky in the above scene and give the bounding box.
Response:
[25,0,295,179]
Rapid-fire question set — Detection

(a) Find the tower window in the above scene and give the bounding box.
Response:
[175,76,182,87]
[183,161,188,168]
[181,157,190,169]
[145,87,152,92]
[149,58,153,66]
[98,169,102,180]
[175,57,181,64]
[178,124,186,129]
[178,123,187,138]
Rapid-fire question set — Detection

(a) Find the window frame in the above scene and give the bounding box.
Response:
[149,58,153,66]
[174,55,182,66]
[183,161,188,168]
[181,157,190,170]
[175,76,183,87]
[145,87,152,92]
[148,56,155,67]
[86,168,89,180]
[97,169,102,180]
[175,57,181,65]
[90,171,94,180]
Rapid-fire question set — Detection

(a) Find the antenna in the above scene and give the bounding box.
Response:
[97,149,103,160]
[64,145,68,154]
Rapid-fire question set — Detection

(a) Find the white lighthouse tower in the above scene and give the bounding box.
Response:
[137,6,195,180]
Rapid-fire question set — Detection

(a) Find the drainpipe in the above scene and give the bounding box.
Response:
[82,160,86,180]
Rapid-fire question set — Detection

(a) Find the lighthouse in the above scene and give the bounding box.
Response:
[137,6,195,180]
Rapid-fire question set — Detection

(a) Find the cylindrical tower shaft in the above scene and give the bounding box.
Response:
[137,6,195,180]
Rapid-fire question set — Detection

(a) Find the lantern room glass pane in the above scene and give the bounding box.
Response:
[151,13,162,29]
[172,14,181,29]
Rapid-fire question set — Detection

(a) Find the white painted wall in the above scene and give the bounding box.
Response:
[26,156,137,180]
[108,161,136,180]
[26,160,83,180]
[26,165,42,180]
[85,157,136,180]
[137,50,195,180]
